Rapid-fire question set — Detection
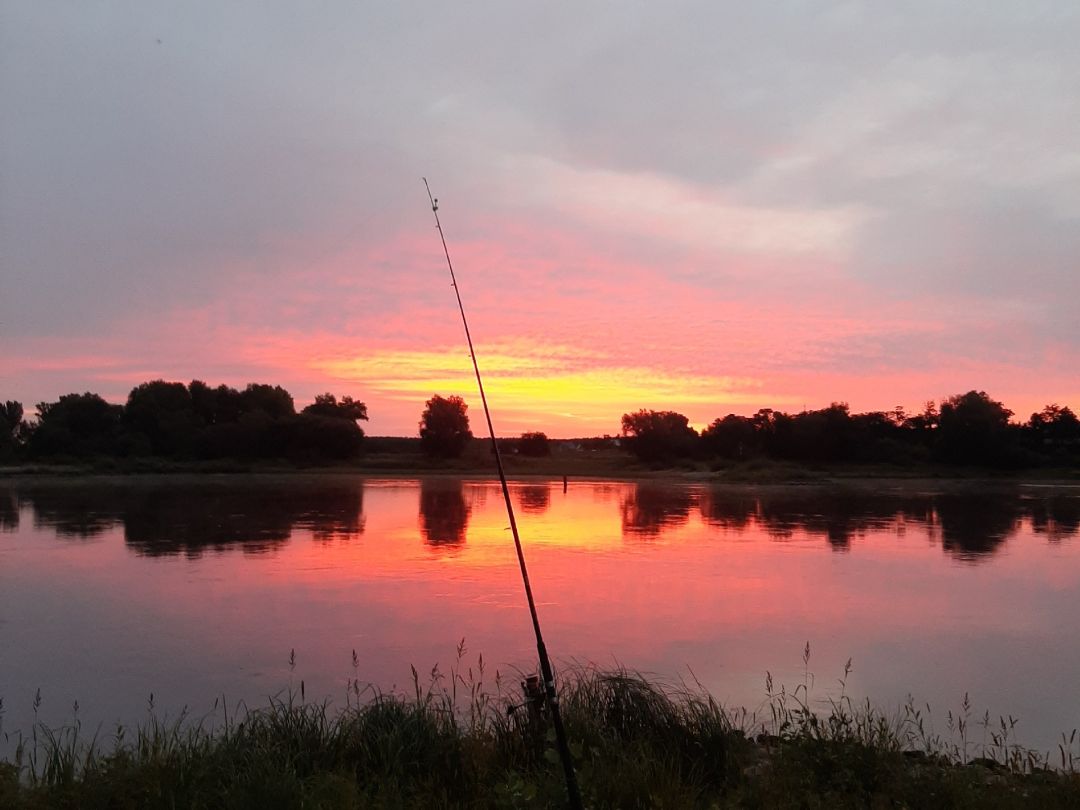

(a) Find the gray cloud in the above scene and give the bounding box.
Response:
[2,0,1078,402]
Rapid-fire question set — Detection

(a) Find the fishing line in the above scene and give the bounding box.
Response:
[423,178,583,810]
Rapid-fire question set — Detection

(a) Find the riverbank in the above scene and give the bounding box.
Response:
[2,667,1077,809]
[1,448,1078,485]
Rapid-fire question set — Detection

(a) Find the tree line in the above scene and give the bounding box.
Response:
[0,381,369,463]
[620,391,1080,468]
[2,382,1076,469]
[0,383,550,464]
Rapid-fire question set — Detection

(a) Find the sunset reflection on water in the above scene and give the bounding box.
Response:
[1,477,1078,753]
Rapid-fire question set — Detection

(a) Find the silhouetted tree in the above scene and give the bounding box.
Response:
[193,413,274,460]
[751,408,794,457]
[620,410,698,462]
[184,382,297,460]
[907,401,938,429]
[901,401,940,451]
[419,395,472,458]
[124,380,197,455]
[284,414,365,461]
[189,380,244,425]
[30,393,124,457]
[0,401,23,435]
[11,377,1078,471]
[518,431,551,457]
[1029,405,1080,450]
[241,384,295,419]
[787,403,853,463]
[1029,403,1078,434]
[701,414,757,459]
[0,401,24,458]
[937,391,1015,465]
[301,393,369,425]
[849,410,918,463]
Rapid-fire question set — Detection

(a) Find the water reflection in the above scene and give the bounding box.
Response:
[11,482,365,557]
[418,479,471,548]
[4,480,1078,564]
[621,484,696,538]
[752,491,935,552]
[0,489,18,531]
[696,486,1079,561]
[28,486,122,538]
[2,477,1079,761]
[1029,495,1080,541]
[936,493,1019,562]
[517,484,551,515]
[698,490,757,530]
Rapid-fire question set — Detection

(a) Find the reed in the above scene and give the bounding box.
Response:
[2,652,1078,808]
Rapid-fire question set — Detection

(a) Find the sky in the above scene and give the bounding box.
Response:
[2,1,1078,437]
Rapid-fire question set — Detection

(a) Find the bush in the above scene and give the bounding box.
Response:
[518,431,551,457]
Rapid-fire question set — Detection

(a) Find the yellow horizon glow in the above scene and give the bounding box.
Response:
[312,346,792,433]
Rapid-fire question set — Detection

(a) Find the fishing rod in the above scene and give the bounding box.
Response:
[423,178,583,810]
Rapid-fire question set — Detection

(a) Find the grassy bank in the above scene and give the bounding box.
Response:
[3,664,1078,809]
[0,442,649,480]
[2,452,1078,484]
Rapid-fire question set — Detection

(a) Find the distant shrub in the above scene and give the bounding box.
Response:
[518,431,551,457]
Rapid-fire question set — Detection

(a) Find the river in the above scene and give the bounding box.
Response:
[1,476,1078,756]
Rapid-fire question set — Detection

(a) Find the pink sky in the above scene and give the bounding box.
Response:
[3,3,1078,436]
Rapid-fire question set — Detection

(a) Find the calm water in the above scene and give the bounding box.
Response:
[1,477,1079,754]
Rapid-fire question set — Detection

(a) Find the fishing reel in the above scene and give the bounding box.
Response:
[507,673,548,725]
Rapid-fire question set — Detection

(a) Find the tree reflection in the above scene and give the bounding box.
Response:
[15,482,366,556]
[288,485,365,543]
[754,491,935,552]
[0,488,19,531]
[27,485,124,538]
[621,484,695,538]
[122,488,293,557]
[698,490,756,531]
[517,484,551,515]
[695,487,1074,562]
[1028,495,1080,541]
[418,479,470,548]
[11,480,1078,565]
[936,492,1021,562]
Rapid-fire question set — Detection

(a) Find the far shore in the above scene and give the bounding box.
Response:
[1,455,1077,489]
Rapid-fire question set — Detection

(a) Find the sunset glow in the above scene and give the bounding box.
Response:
[3,3,1078,435]
[315,345,772,434]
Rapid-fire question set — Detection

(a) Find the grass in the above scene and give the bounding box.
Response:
[0,444,652,480]
[3,651,1079,809]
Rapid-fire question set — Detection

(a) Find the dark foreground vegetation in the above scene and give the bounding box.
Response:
[2,663,1078,809]
[2,379,1078,474]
